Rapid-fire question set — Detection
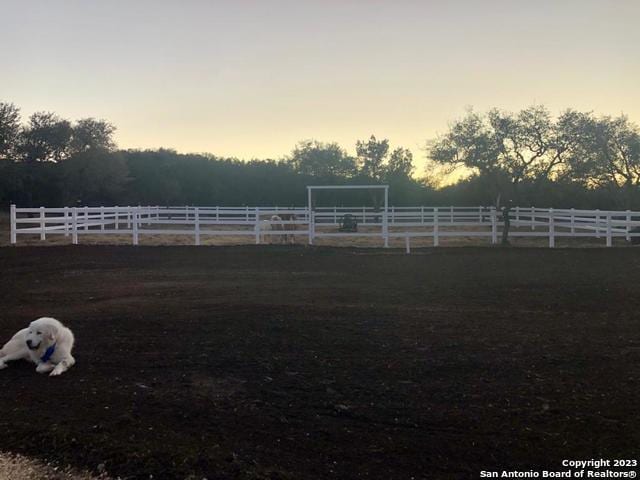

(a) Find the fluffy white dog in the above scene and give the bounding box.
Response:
[0,317,76,376]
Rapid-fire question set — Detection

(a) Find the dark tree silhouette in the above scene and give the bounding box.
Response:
[19,112,73,163]
[0,102,21,161]
[287,140,356,178]
[356,135,389,180]
[71,118,117,153]
[0,100,638,211]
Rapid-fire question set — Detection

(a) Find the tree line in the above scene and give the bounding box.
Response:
[429,106,640,209]
[1,101,638,209]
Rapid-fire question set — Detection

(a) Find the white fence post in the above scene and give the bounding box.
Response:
[549,208,555,248]
[405,234,410,254]
[132,208,139,245]
[595,209,601,238]
[531,207,535,230]
[114,206,119,230]
[84,206,89,231]
[570,208,575,235]
[100,206,105,230]
[10,204,16,245]
[194,207,201,246]
[626,210,631,241]
[39,206,46,240]
[491,207,497,244]
[255,217,261,244]
[63,206,70,237]
[126,206,131,228]
[606,213,612,247]
[383,205,389,248]
[309,209,315,245]
[433,207,439,246]
[72,208,78,245]
[515,206,520,223]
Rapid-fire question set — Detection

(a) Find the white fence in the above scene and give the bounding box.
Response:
[9,204,640,250]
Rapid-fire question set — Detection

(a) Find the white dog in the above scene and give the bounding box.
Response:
[0,317,76,376]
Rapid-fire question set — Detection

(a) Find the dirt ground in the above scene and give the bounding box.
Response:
[0,245,639,479]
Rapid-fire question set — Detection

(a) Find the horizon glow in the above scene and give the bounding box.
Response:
[1,0,638,174]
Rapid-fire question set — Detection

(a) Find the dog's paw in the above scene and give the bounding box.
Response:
[49,363,67,376]
[0,362,7,370]
[36,363,54,374]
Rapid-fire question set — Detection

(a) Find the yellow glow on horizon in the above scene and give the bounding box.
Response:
[2,0,638,180]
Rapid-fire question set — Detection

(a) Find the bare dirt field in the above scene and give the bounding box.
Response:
[0,244,639,479]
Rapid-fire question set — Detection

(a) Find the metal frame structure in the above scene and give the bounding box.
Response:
[306,185,389,247]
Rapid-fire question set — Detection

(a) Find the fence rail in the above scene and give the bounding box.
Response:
[9,204,640,250]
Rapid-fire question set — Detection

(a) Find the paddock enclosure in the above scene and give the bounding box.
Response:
[0,246,638,479]
[10,204,640,249]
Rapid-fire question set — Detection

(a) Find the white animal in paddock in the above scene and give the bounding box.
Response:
[270,215,284,243]
[255,219,272,243]
[279,213,298,244]
[255,215,283,244]
[0,317,76,376]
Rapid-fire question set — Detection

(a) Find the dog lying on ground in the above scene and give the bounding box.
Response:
[0,317,75,376]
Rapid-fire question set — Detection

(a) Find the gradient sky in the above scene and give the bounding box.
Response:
[2,0,639,172]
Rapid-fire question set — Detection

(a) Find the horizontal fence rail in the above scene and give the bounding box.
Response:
[9,205,640,250]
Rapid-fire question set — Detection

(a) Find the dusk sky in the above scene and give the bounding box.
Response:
[2,0,639,171]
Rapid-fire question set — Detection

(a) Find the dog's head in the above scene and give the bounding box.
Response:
[25,318,59,351]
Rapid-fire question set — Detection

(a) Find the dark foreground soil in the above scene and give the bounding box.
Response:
[0,245,639,479]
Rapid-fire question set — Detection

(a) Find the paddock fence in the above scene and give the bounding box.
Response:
[9,204,640,250]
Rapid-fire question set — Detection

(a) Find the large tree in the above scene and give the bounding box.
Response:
[0,102,21,161]
[71,118,117,153]
[428,106,581,205]
[19,112,73,163]
[356,135,390,180]
[386,147,414,179]
[288,140,355,178]
[567,115,640,208]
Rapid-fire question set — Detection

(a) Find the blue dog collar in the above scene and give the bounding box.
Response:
[40,344,56,363]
